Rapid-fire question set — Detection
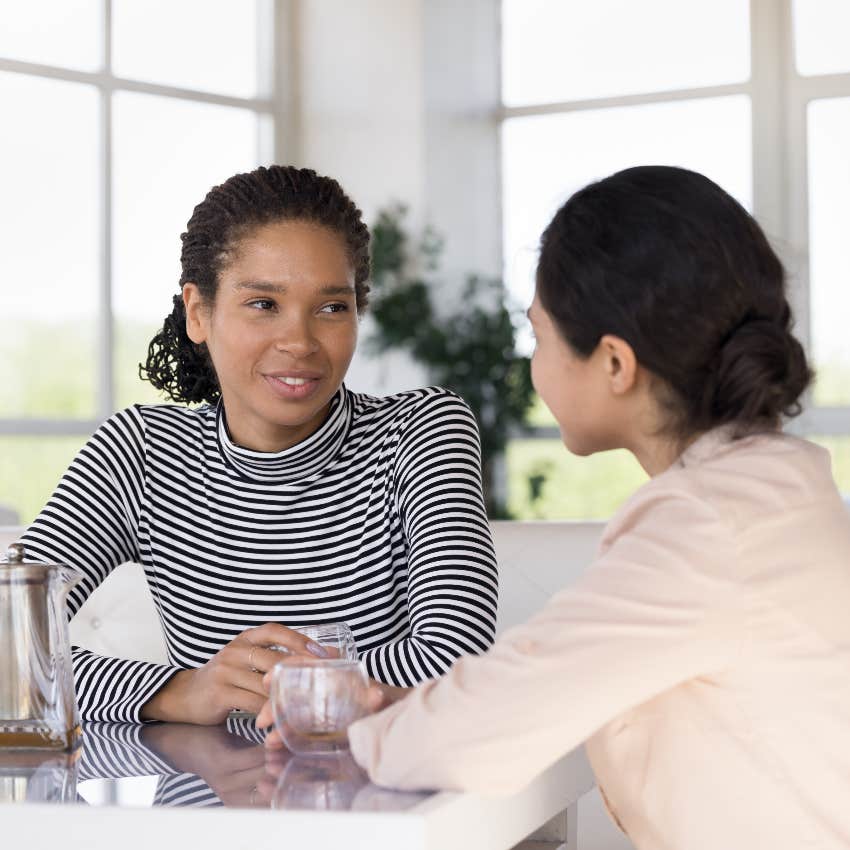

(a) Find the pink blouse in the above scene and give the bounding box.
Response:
[349,428,850,849]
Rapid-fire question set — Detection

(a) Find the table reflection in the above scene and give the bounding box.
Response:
[270,751,425,812]
[0,749,80,804]
[2,720,427,813]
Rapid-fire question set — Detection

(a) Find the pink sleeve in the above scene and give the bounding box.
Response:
[348,482,738,794]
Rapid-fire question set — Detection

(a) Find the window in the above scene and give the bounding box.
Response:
[0,0,275,524]
[501,0,850,519]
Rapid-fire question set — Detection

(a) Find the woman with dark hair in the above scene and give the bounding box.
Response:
[350,166,850,848]
[21,165,498,725]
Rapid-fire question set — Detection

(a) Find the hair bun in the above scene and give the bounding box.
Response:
[700,317,812,429]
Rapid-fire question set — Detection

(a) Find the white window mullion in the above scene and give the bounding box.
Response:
[97,0,114,421]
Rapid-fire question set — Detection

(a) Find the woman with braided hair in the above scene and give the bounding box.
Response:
[349,166,850,849]
[21,165,498,728]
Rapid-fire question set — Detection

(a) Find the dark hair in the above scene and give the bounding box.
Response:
[536,165,812,438]
[141,165,371,404]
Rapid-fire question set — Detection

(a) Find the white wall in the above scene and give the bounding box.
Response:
[279,0,502,395]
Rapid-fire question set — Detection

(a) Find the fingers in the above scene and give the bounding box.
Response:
[243,624,325,657]
[246,646,293,676]
[224,686,267,715]
[264,727,287,751]
[255,699,274,730]
[366,683,386,713]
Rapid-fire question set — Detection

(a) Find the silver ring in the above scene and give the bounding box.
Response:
[248,645,259,673]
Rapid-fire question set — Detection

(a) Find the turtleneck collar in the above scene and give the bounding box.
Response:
[216,386,351,482]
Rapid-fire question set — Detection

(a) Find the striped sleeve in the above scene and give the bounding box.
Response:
[21,407,182,722]
[360,391,498,686]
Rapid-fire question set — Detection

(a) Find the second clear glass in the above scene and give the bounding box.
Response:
[270,659,370,756]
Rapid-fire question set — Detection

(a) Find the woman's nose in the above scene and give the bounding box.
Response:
[273,318,319,358]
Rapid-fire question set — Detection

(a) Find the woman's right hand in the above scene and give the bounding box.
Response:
[140,623,328,725]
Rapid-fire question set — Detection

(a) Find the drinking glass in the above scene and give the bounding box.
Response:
[270,658,370,755]
[272,622,358,661]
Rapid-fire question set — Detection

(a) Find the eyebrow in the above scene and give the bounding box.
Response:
[233,281,356,297]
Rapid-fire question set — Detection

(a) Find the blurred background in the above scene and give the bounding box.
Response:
[1,0,849,525]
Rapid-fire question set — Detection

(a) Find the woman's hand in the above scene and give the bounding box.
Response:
[256,672,412,750]
[140,623,330,725]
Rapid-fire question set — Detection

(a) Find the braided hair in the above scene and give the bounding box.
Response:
[140,165,371,405]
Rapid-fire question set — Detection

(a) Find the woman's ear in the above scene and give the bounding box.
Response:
[599,334,638,396]
[182,283,208,345]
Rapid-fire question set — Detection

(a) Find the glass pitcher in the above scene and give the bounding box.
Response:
[0,543,82,751]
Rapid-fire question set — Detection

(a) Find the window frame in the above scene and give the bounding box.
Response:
[0,0,289,437]
[500,0,850,445]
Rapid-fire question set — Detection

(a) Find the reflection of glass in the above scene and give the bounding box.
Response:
[112,0,263,98]
[271,659,370,755]
[0,750,79,804]
[273,622,359,661]
[501,0,749,107]
[793,0,850,76]
[502,95,752,346]
[807,98,850,406]
[111,91,260,409]
[271,753,367,811]
[0,72,99,419]
[0,0,102,71]
[350,783,429,812]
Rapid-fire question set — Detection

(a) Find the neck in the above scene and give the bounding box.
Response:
[627,425,704,477]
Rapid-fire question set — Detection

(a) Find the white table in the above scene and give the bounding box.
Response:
[1,721,595,850]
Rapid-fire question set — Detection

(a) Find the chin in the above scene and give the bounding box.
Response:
[560,431,602,458]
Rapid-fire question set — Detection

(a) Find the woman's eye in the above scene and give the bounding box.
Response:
[321,302,349,314]
[247,299,276,311]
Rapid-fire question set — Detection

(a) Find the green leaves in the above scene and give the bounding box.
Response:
[369,206,535,514]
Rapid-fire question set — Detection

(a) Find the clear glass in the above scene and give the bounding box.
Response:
[793,0,850,76]
[275,623,359,661]
[507,439,648,520]
[502,95,753,335]
[0,436,89,527]
[270,659,370,755]
[807,98,850,405]
[0,1,102,71]
[111,91,261,409]
[112,0,263,97]
[0,559,81,752]
[502,0,750,106]
[0,73,100,419]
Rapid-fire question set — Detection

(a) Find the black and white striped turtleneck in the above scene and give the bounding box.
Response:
[22,385,498,722]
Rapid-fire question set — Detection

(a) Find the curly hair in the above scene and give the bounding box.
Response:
[140,165,371,405]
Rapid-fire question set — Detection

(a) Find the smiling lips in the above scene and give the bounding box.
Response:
[264,372,323,401]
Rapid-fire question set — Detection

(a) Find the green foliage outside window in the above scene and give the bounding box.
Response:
[369,204,535,517]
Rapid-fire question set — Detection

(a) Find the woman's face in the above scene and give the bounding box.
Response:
[528,291,624,457]
[184,219,358,452]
